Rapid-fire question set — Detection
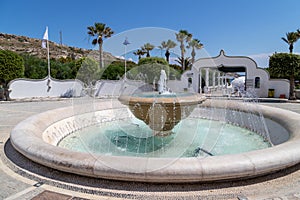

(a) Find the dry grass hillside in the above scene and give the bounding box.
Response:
[0,33,117,61]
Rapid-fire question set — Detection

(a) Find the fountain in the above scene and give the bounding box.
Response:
[7,46,300,183]
[118,69,206,133]
[158,69,168,94]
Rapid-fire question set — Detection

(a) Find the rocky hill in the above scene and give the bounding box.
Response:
[0,33,117,61]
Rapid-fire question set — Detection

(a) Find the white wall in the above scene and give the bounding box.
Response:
[9,77,84,99]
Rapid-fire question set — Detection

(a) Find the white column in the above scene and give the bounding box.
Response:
[213,71,216,89]
[199,70,202,93]
[218,72,221,88]
[205,68,209,88]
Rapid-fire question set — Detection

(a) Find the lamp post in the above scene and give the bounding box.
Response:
[123,37,130,80]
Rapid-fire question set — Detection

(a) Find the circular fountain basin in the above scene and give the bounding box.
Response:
[58,118,271,157]
[10,100,300,183]
[118,92,206,132]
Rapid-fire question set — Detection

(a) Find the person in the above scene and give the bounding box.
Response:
[231,74,245,97]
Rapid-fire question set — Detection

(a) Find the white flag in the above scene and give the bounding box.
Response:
[42,26,48,48]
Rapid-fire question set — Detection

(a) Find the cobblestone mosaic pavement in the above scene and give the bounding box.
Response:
[1,98,300,200]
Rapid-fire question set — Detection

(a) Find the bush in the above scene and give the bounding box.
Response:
[101,60,137,80]
[126,57,181,83]
[0,50,24,84]
[269,53,300,79]
[269,53,300,99]
[76,57,100,86]
[21,53,47,79]
[138,57,168,66]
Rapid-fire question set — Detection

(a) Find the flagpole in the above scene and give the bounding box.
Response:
[47,37,50,78]
[43,26,51,91]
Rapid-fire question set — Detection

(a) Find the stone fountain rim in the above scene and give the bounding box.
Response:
[9,99,300,183]
[118,92,206,105]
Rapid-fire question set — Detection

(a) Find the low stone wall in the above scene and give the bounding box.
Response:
[8,77,84,99]
[10,99,300,183]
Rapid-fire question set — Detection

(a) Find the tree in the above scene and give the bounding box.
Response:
[281,32,299,53]
[158,41,167,57]
[187,39,203,64]
[101,60,136,80]
[269,53,300,99]
[0,50,25,100]
[160,40,177,63]
[134,57,180,84]
[142,43,155,57]
[87,22,114,68]
[76,57,101,86]
[133,49,146,60]
[176,30,192,70]
[175,57,192,71]
[21,53,47,79]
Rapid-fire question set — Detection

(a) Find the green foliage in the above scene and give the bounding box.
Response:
[76,57,100,85]
[269,53,300,99]
[87,22,114,68]
[50,59,73,79]
[101,60,137,80]
[128,57,180,83]
[21,53,47,79]
[141,43,155,57]
[21,54,80,80]
[169,64,182,72]
[175,57,192,71]
[281,32,299,53]
[0,50,24,84]
[138,57,169,66]
[269,53,300,79]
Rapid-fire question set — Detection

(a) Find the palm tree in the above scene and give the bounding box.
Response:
[164,40,177,63]
[158,41,167,57]
[87,22,114,68]
[297,29,300,41]
[133,49,146,60]
[175,57,192,71]
[187,39,203,64]
[176,30,192,70]
[142,43,155,57]
[281,32,299,53]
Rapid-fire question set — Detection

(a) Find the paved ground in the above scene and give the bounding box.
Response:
[1,98,300,200]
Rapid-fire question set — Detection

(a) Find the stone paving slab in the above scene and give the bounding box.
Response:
[1,99,300,199]
[31,190,72,200]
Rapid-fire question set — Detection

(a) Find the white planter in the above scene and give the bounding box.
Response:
[295,90,300,99]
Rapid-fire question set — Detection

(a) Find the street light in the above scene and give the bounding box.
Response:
[123,37,130,80]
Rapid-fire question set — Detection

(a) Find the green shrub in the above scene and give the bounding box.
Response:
[21,53,47,79]
[126,57,180,83]
[101,60,137,80]
[0,50,24,84]
[269,53,300,79]
[76,57,100,85]
[138,57,168,66]
[269,53,300,99]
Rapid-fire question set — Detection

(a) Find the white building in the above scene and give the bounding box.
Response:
[185,50,289,98]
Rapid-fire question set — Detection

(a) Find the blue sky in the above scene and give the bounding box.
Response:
[1,0,300,67]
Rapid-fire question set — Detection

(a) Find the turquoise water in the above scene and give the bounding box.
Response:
[58,117,271,158]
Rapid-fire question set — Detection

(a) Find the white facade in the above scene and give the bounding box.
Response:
[187,50,289,98]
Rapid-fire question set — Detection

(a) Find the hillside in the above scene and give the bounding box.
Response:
[0,33,117,61]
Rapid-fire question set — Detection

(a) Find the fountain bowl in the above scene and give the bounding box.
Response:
[118,92,206,132]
